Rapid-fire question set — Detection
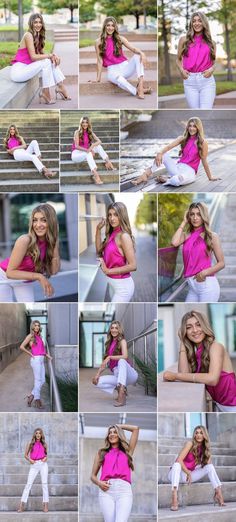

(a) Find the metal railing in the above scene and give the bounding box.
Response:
[127,322,157,395]
[45,340,62,412]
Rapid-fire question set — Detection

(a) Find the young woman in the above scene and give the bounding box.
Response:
[168,425,225,511]
[0,203,60,302]
[20,320,52,409]
[132,117,220,187]
[4,124,55,179]
[93,17,151,99]
[95,202,136,302]
[91,424,139,522]
[163,310,236,412]
[176,12,216,109]
[71,116,115,185]
[171,201,225,302]
[92,321,138,407]
[10,13,71,104]
[17,428,49,513]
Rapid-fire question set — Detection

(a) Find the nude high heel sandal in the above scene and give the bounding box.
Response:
[17,502,25,512]
[113,385,127,407]
[170,490,179,511]
[39,90,56,105]
[213,488,226,506]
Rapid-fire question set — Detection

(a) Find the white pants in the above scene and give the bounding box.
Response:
[107,276,134,303]
[158,153,196,187]
[13,140,44,172]
[71,144,108,171]
[99,479,133,522]
[10,59,65,88]
[168,462,221,491]
[0,268,35,302]
[215,402,236,412]
[97,359,138,395]
[107,55,144,96]
[185,276,220,302]
[184,73,216,109]
[21,461,49,503]
[30,356,45,400]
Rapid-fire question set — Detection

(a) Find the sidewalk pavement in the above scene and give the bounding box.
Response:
[159,90,236,109]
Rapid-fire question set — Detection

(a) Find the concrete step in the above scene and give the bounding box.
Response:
[158,482,236,508]
[160,445,236,456]
[158,438,227,448]
[61,137,119,145]
[0,456,77,466]
[0,150,58,160]
[0,182,58,192]
[0,497,77,511]
[0,159,58,169]
[80,516,156,522]
[80,32,157,43]
[159,466,236,483]
[0,484,77,496]
[61,143,119,153]
[0,473,77,485]
[159,454,236,467]
[158,502,236,521]
[80,41,157,59]
[61,182,119,192]
[60,171,119,184]
[0,170,58,181]
[0,513,78,521]
[61,130,119,137]
[79,56,157,72]
[61,150,118,161]
[61,160,119,171]
[0,465,77,474]
[79,71,156,94]
[0,67,39,109]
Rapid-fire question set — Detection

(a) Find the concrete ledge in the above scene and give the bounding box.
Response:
[158,363,207,412]
[0,67,39,109]
[0,343,20,373]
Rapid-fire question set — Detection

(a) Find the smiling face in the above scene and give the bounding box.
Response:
[194,426,205,443]
[108,208,120,229]
[10,126,16,136]
[188,206,203,229]
[105,20,115,36]
[81,118,89,130]
[108,427,119,446]
[35,430,42,440]
[32,211,48,239]
[110,322,119,338]
[188,121,198,136]
[186,316,206,345]
[32,16,43,33]
[192,15,203,34]
[33,321,40,334]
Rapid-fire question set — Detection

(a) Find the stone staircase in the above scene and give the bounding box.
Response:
[0,453,78,521]
[158,436,236,520]
[0,110,59,192]
[60,110,120,191]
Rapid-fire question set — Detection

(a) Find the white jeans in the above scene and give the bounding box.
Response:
[158,153,196,187]
[185,276,220,302]
[97,359,138,395]
[10,59,65,88]
[0,268,35,302]
[99,479,133,522]
[215,402,236,412]
[30,356,45,400]
[168,462,221,491]
[71,144,108,171]
[184,73,216,109]
[13,140,44,172]
[107,277,134,303]
[21,461,49,503]
[107,55,144,96]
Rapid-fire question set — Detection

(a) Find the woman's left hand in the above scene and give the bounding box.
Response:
[194,270,207,282]
[163,371,177,382]
[51,53,60,66]
[41,457,47,462]
[202,67,214,78]
[100,357,110,369]
[99,258,110,275]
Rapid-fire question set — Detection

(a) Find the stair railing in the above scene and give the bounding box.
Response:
[45,340,62,412]
[127,321,157,394]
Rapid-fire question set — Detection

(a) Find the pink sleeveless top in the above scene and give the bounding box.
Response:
[182,34,213,72]
[31,334,46,356]
[30,441,46,460]
[107,338,132,371]
[178,135,201,173]
[102,36,128,67]
[7,137,21,149]
[183,446,202,471]
[72,130,90,151]
[100,447,131,483]
[196,344,236,406]
[0,239,47,273]
[11,47,33,65]
[103,227,130,279]
[182,226,212,277]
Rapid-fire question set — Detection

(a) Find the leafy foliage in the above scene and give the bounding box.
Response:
[158,194,193,247]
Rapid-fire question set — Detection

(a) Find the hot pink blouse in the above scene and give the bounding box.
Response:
[182,226,212,277]
[11,47,33,65]
[7,137,21,149]
[30,441,46,461]
[103,227,130,280]
[100,447,131,483]
[0,239,47,273]
[31,334,46,356]
[183,446,202,471]
[178,135,201,173]
[196,343,236,406]
[183,34,213,72]
[72,130,90,151]
[102,37,128,67]
[107,338,132,371]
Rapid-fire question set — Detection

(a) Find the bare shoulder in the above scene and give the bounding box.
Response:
[120,232,133,245]
[179,35,186,46]
[184,440,192,450]
[209,341,225,354]
[24,32,33,41]
[95,37,101,46]
[15,234,30,247]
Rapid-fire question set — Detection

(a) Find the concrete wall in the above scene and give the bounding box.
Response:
[115,303,157,360]
[50,346,78,380]
[0,304,27,373]
[158,413,185,437]
[47,303,78,345]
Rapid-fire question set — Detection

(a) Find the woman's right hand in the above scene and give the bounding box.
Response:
[155,152,163,167]
[37,274,54,297]
[96,218,106,230]
[183,211,189,225]
[92,375,99,385]
[186,472,192,484]
[181,69,190,80]
[163,371,177,382]
[29,459,35,464]
[98,480,110,492]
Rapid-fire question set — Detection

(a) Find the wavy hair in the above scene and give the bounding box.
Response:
[27,203,59,276]
[29,320,42,345]
[99,17,123,57]
[103,321,125,358]
[180,117,205,158]
[3,124,24,149]
[98,202,135,256]
[28,13,45,54]
[74,116,93,147]
[186,202,213,254]
[98,425,134,470]
[28,428,47,454]
[179,311,215,373]
[191,425,211,467]
[181,12,215,61]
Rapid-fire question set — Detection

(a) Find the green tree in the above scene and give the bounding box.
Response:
[79,0,96,23]
[135,194,157,228]
[38,0,78,23]
[158,194,193,247]
[99,0,157,29]
[212,0,236,81]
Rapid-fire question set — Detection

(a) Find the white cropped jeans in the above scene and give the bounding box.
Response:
[185,276,220,302]
[151,152,196,187]
[107,55,144,96]
[99,478,133,522]
[0,268,35,302]
[107,276,134,303]
[71,144,108,171]
[96,359,138,395]
[10,59,65,88]
[30,355,45,400]
[13,140,44,172]
[168,462,221,491]
[184,73,216,109]
[21,461,49,503]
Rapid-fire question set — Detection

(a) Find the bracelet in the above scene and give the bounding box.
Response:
[179,350,186,354]
[192,374,196,383]
[52,256,60,260]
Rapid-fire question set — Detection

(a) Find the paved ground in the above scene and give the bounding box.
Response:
[158,90,236,110]
[158,501,236,520]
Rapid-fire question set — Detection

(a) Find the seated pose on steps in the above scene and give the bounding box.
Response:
[93,16,152,99]
[17,428,49,513]
[0,203,60,302]
[132,117,220,188]
[168,425,225,511]
[20,320,52,410]
[71,116,115,185]
[92,321,138,407]
[4,124,55,179]
[10,13,71,104]
[91,424,139,522]
[163,310,236,412]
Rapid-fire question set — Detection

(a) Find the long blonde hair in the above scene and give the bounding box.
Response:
[28,427,47,454]
[29,320,42,345]
[103,321,125,358]
[99,16,123,57]
[180,117,205,158]
[186,202,213,253]
[27,203,59,276]
[98,425,134,470]
[3,124,24,149]
[190,425,211,467]
[98,202,135,256]
[28,13,45,54]
[179,311,215,373]
[181,12,215,61]
[74,116,93,146]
